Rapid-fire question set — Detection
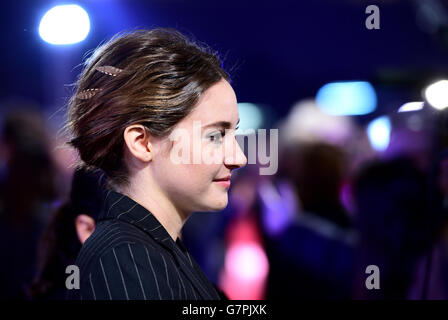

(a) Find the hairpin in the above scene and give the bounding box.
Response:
[75,66,124,99]
[76,88,101,100]
[95,66,123,77]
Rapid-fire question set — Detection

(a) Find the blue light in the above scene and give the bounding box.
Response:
[367,116,391,152]
[236,103,264,134]
[316,81,377,116]
[39,5,90,45]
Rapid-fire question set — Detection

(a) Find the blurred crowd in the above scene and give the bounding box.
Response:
[1,97,448,300]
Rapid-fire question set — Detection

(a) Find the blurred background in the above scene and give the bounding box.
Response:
[2,0,448,300]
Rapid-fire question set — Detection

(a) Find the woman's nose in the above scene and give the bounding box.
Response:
[224,137,247,169]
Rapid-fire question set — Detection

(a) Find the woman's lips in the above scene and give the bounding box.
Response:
[213,180,231,188]
[213,176,231,188]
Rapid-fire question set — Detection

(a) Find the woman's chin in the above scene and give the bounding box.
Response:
[206,196,228,212]
[192,191,229,212]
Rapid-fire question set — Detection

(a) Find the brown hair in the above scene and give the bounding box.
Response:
[65,28,229,188]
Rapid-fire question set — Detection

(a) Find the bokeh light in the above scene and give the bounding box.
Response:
[39,5,90,45]
[424,80,448,110]
[398,101,424,113]
[316,81,377,116]
[236,102,264,135]
[367,116,391,152]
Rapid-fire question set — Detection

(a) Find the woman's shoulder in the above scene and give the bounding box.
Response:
[76,219,161,271]
[69,239,176,300]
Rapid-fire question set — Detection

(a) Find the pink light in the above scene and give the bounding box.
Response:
[225,242,269,280]
[219,241,269,300]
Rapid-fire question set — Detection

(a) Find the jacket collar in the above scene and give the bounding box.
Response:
[97,190,218,300]
[99,189,174,242]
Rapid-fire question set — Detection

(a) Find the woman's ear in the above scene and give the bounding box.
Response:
[75,214,96,244]
[123,124,153,163]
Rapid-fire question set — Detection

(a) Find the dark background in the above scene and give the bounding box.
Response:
[2,0,448,301]
[2,0,448,122]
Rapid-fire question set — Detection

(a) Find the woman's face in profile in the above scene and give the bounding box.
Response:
[152,79,247,214]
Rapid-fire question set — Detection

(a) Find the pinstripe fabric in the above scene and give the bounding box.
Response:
[66,190,221,300]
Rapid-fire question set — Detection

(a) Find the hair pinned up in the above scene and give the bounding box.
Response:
[75,66,124,99]
[65,28,229,189]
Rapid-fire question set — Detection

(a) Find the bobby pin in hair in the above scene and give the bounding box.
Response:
[76,88,101,100]
[75,66,123,99]
[95,66,123,77]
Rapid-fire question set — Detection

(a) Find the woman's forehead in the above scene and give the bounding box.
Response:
[184,80,239,126]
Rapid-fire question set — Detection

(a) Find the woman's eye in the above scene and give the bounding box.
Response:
[208,131,225,143]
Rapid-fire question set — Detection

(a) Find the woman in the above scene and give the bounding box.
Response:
[65,28,247,300]
[31,167,105,300]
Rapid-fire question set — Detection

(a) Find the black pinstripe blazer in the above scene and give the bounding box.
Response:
[66,190,221,300]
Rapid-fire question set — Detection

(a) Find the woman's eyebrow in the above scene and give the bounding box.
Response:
[203,118,240,129]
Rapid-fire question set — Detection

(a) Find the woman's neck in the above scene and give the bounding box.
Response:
[118,177,189,242]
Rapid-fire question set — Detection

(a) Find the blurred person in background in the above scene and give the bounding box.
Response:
[261,141,356,299]
[352,157,431,299]
[284,142,352,229]
[218,164,269,300]
[352,107,447,299]
[30,167,106,300]
[407,149,448,299]
[0,107,58,299]
[257,100,358,299]
[405,110,448,299]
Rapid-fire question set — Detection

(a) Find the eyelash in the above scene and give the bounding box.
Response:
[208,126,239,143]
[209,130,225,143]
